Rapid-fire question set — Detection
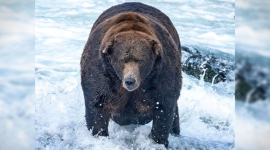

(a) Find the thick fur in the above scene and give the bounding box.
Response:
[81,2,182,148]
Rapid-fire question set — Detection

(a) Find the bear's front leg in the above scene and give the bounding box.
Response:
[85,104,110,136]
[150,99,176,148]
[170,104,180,136]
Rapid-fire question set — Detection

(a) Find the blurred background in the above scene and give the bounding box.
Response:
[235,0,270,149]
[0,0,269,149]
[0,0,34,150]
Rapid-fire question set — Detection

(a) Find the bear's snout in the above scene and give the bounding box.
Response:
[124,77,136,88]
[122,63,140,91]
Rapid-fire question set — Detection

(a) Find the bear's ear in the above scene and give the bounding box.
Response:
[151,39,163,57]
[101,39,115,55]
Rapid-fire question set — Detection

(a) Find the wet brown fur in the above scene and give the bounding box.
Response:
[81,2,182,147]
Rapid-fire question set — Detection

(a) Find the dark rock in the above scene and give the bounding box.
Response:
[181,46,234,84]
[181,45,193,54]
[235,58,268,103]
[235,75,252,101]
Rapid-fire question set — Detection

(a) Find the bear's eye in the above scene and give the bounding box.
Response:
[120,60,127,63]
[136,60,143,63]
[134,59,143,63]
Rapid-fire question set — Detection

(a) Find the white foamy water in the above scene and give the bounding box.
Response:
[35,0,235,149]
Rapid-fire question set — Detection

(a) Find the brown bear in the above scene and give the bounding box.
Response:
[80,2,182,148]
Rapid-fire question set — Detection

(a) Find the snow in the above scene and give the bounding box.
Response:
[35,0,234,149]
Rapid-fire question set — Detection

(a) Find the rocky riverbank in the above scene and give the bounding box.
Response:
[181,45,269,103]
[181,46,234,84]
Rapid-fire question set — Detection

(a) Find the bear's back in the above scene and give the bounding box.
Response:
[91,2,180,46]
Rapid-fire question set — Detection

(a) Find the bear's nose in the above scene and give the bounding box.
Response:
[125,77,136,87]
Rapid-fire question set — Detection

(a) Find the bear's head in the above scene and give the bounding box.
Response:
[100,32,162,91]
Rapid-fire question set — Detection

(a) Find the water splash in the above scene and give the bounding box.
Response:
[199,68,207,86]
[211,74,219,86]
[245,88,256,106]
